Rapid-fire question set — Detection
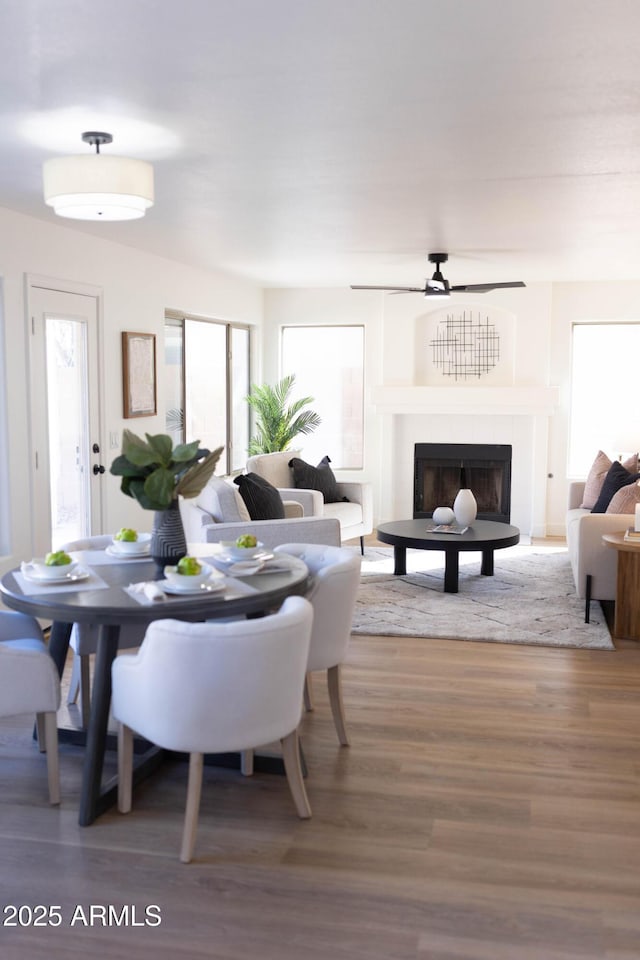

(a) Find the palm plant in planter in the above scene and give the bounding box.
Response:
[246,374,321,455]
[110,429,223,566]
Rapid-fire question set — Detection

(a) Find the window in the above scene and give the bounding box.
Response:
[281,325,364,469]
[164,318,184,444]
[0,279,9,554]
[569,322,640,477]
[164,313,251,475]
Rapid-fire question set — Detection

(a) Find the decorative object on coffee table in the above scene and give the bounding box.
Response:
[453,463,477,527]
[433,506,455,525]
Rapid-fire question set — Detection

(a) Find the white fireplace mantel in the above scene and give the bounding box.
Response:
[372,385,560,538]
[371,385,559,417]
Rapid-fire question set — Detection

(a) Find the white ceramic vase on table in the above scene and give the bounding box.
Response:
[453,488,477,526]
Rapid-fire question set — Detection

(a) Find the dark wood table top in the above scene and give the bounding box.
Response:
[377,518,521,552]
[0,553,312,625]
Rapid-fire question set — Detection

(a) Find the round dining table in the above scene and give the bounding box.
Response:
[0,548,311,825]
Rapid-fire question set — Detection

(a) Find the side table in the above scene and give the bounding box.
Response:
[602,532,640,641]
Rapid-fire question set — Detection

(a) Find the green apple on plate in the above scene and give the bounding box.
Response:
[112,529,151,554]
[177,556,202,576]
[31,551,78,579]
[45,550,72,566]
[114,527,138,542]
[164,558,216,588]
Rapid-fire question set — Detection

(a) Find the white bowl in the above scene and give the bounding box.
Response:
[30,557,79,579]
[220,540,265,560]
[111,532,151,554]
[163,561,216,588]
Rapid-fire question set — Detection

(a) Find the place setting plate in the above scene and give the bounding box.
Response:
[106,532,152,559]
[20,561,91,585]
[211,554,295,577]
[159,561,226,596]
[215,541,272,562]
[159,579,226,596]
[105,544,151,559]
[211,542,279,574]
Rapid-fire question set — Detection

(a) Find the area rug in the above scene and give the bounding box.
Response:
[352,545,614,650]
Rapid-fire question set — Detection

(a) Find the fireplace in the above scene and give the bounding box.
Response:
[413,443,512,523]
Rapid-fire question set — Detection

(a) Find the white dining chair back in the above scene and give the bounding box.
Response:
[274,543,361,745]
[0,611,61,804]
[111,595,314,863]
[60,536,146,727]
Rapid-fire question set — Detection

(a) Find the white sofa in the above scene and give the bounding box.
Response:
[180,474,341,550]
[246,452,373,554]
[566,481,630,621]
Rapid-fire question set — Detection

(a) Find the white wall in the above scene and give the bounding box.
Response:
[0,206,262,573]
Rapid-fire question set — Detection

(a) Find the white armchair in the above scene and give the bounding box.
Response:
[180,474,341,549]
[0,611,61,804]
[246,452,373,554]
[112,595,314,863]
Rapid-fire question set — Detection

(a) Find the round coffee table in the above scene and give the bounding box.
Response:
[376,519,521,593]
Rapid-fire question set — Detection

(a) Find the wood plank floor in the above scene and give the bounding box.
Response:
[1,540,640,959]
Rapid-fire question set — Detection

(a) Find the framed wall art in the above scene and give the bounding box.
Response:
[122,331,157,418]
[414,307,515,385]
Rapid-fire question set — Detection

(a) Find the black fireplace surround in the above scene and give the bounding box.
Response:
[413,443,512,523]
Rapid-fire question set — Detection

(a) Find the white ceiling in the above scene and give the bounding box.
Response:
[3,0,640,289]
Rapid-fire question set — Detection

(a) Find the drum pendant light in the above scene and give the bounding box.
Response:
[43,131,154,221]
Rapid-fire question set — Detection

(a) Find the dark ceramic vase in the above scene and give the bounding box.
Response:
[150,500,187,569]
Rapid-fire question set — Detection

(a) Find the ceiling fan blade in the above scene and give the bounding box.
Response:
[350,284,426,293]
[449,281,526,293]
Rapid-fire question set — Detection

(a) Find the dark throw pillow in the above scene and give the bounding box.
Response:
[591,460,640,513]
[288,455,347,504]
[233,472,285,520]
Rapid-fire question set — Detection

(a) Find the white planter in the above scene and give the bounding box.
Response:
[453,488,477,526]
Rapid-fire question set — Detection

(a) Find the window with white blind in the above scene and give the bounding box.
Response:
[569,321,640,477]
[281,325,364,469]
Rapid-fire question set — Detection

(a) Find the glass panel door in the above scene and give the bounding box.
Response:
[45,317,92,547]
[29,286,102,555]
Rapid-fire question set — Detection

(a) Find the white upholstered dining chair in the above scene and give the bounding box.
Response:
[0,611,61,804]
[274,543,361,745]
[111,595,314,863]
[61,535,146,727]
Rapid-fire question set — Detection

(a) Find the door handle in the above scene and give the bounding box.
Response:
[93,464,105,475]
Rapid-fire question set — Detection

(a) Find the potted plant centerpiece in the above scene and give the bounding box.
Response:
[110,429,223,567]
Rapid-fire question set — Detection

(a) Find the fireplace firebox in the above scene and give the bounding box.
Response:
[414,443,512,523]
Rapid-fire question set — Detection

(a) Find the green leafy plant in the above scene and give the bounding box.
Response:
[246,374,321,455]
[110,429,223,511]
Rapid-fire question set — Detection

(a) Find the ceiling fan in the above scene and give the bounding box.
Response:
[351,253,526,298]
